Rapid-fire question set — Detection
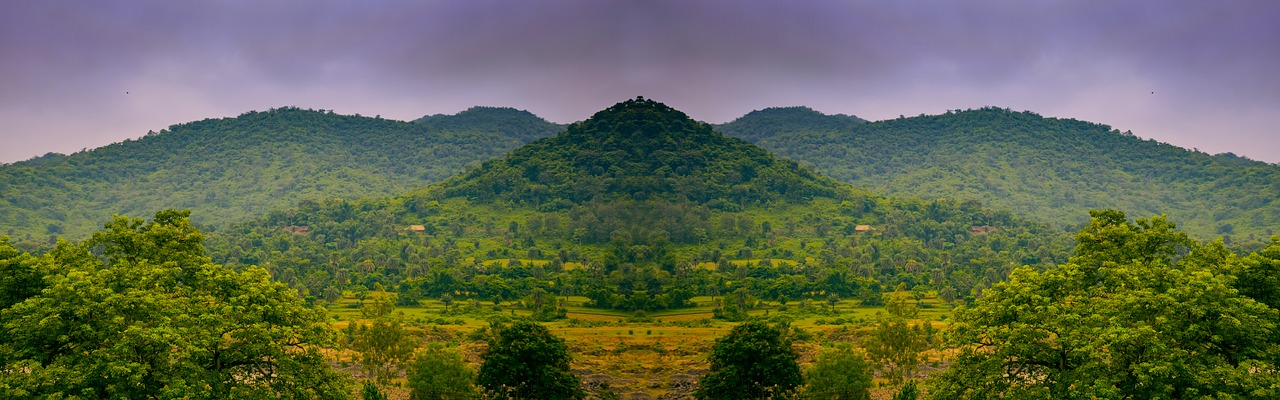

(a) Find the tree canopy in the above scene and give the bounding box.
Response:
[0,210,351,399]
[476,321,584,400]
[929,210,1280,398]
[696,320,802,399]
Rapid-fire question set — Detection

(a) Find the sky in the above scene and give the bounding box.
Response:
[2,0,1278,164]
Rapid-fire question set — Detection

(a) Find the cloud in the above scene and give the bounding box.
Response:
[1,0,1277,163]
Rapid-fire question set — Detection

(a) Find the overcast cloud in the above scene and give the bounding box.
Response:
[1,0,1277,163]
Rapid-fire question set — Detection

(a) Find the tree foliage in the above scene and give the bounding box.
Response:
[803,344,873,400]
[477,321,584,400]
[696,320,802,399]
[929,210,1280,398]
[408,345,478,400]
[0,210,351,399]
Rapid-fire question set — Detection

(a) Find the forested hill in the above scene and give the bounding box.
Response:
[439,97,840,209]
[0,106,562,242]
[718,107,1280,243]
[208,98,1072,313]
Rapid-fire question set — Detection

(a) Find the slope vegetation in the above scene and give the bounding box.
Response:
[0,107,561,241]
[718,107,1280,243]
[208,98,1072,317]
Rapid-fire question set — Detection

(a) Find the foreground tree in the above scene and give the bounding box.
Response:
[696,320,802,399]
[0,210,351,398]
[802,344,872,400]
[408,345,478,400]
[477,321,584,400]
[929,210,1280,398]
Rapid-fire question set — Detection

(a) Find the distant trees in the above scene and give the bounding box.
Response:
[477,321,584,399]
[718,106,1280,244]
[696,320,802,399]
[0,106,562,243]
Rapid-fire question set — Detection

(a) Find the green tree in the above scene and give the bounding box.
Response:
[441,293,455,314]
[361,287,398,319]
[0,236,51,309]
[803,344,872,400]
[929,211,1280,398]
[350,318,417,384]
[408,345,478,400]
[865,319,930,386]
[477,321,584,400]
[0,210,351,399]
[696,320,802,399]
[891,381,918,400]
[362,380,388,400]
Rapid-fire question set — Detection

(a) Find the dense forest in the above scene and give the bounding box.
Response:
[206,98,1074,317]
[718,106,1280,245]
[0,107,561,243]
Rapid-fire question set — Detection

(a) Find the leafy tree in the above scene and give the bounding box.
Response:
[362,381,388,400]
[0,210,351,399]
[477,321,584,400]
[350,318,417,384]
[929,210,1280,398]
[441,293,455,314]
[803,344,872,400]
[0,236,50,309]
[696,320,802,399]
[361,286,398,319]
[865,319,931,386]
[891,381,918,400]
[408,345,478,400]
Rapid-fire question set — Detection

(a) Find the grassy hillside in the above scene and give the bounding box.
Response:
[0,106,561,242]
[718,106,1280,244]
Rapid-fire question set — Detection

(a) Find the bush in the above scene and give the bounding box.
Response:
[408,346,478,400]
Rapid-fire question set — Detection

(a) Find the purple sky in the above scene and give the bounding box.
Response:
[2,0,1278,164]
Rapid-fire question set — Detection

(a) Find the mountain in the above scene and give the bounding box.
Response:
[718,107,1280,244]
[0,106,561,242]
[207,98,1072,315]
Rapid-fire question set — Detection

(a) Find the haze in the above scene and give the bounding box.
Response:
[2,0,1277,163]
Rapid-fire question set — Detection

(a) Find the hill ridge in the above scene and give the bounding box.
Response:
[717,106,1280,242]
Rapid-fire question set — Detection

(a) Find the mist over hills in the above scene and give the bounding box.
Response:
[0,106,561,242]
[718,106,1280,244]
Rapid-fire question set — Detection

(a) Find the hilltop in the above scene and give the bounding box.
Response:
[0,107,561,242]
[718,107,1280,244]
[441,98,838,209]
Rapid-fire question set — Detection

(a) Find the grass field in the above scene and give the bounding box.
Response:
[328,290,957,399]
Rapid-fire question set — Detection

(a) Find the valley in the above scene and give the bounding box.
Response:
[2,98,1277,399]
